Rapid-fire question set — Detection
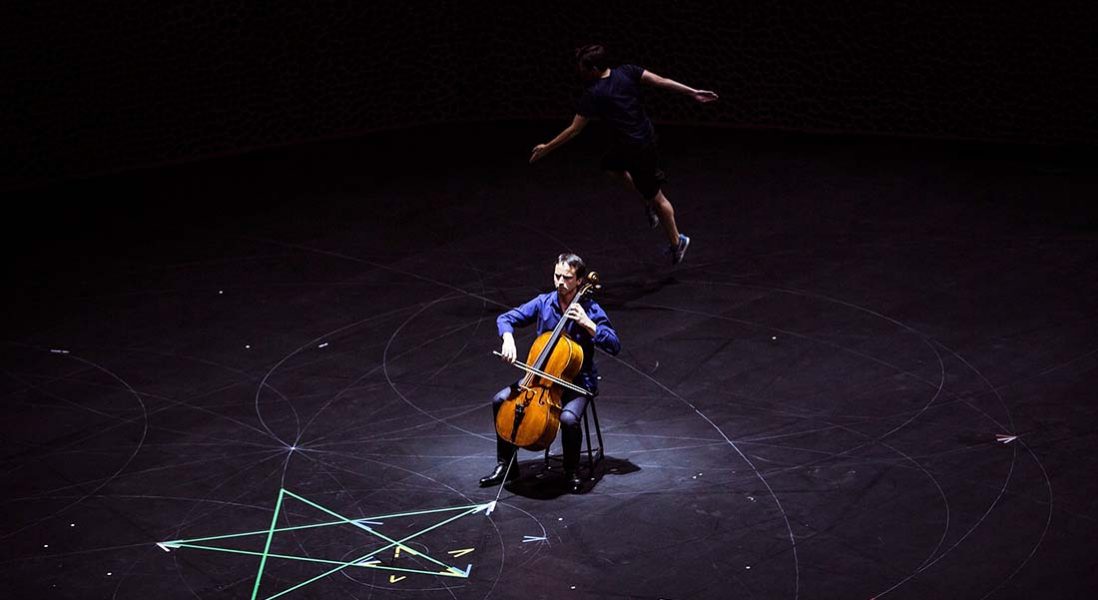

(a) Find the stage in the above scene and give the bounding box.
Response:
[2,123,1096,598]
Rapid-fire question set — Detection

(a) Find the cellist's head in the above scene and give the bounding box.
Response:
[554,253,587,299]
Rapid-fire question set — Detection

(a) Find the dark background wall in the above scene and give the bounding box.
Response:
[4,0,1096,190]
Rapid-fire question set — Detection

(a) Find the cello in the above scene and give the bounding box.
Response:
[493,272,601,451]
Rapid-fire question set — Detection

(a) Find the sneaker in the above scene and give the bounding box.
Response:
[645,205,660,229]
[671,234,690,265]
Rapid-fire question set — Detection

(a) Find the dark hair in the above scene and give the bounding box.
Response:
[574,44,611,72]
[557,253,588,279]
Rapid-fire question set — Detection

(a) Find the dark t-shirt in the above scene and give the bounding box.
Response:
[576,64,656,146]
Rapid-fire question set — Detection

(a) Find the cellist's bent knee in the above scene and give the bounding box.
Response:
[560,409,582,429]
[492,383,520,413]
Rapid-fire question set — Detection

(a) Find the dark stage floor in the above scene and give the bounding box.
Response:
[3,123,1097,599]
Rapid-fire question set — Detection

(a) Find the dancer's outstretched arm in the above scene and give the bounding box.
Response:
[640,71,718,103]
[530,114,589,163]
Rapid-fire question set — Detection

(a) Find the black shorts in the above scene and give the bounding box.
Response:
[601,140,666,200]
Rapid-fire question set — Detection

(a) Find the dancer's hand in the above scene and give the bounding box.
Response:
[530,144,551,163]
[693,90,719,103]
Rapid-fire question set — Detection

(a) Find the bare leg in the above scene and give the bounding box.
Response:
[650,190,680,245]
[608,170,663,229]
[606,170,641,196]
[607,170,682,246]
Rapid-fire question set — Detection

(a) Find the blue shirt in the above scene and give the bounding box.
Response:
[576,64,656,146]
[497,291,621,393]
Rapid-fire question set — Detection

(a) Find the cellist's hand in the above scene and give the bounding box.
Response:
[500,333,517,364]
[565,304,596,335]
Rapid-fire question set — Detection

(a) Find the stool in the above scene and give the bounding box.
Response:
[544,394,604,476]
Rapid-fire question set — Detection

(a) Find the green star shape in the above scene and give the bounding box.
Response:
[158,488,493,599]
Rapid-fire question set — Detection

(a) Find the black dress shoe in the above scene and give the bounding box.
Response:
[479,461,519,487]
[565,471,584,494]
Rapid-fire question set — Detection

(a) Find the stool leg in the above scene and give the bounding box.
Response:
[590,399,604,465]
[583,407,594,473]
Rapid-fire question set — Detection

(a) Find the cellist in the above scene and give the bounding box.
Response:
[480,253,621,493]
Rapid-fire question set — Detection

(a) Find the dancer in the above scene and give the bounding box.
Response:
[530,44,718,265]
